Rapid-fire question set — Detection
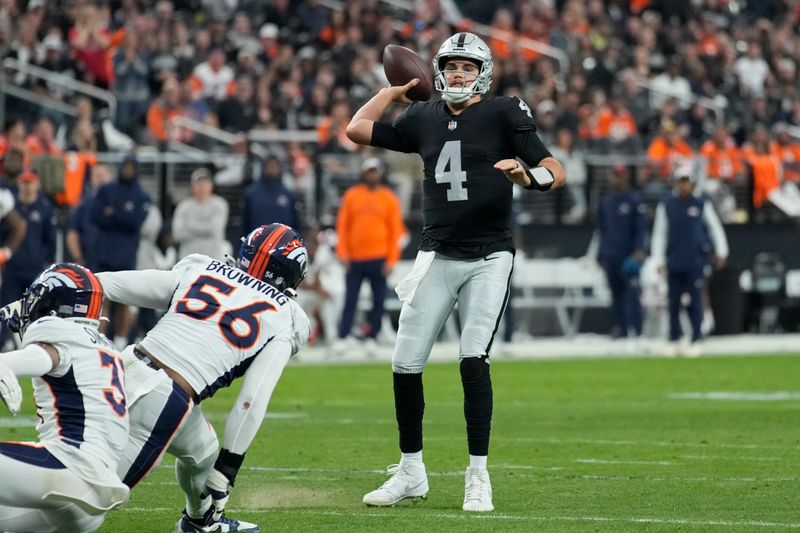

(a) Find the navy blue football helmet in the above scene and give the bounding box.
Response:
[19,263,103,334]
[237,224,308,293]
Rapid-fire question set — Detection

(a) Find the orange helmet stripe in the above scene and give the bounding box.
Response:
[248,225,289,280]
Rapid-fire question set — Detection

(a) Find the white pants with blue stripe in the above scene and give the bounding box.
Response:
[0,443,106,532]
[116,348,218,492]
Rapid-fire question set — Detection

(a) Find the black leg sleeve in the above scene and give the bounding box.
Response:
[393,372,424,453]
[460,356,493,456]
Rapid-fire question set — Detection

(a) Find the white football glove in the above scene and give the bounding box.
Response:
[0,300,22,333]
[0,357,22,415]
[204,468,231,519]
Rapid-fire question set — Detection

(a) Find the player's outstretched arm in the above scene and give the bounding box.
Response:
[97,269,178,310]
[494,156,566,191]
[346,79,419,145]
[0,342,59,414]
[205,339,293,514]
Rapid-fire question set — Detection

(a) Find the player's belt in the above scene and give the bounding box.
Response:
[133,346,159,370]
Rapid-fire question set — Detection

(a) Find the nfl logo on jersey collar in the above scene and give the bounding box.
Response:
[448,120,457,131]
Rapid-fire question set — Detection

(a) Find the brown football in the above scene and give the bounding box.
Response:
[382,44,433,101]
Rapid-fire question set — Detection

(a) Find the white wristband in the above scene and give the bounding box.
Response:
[530,166,554,188]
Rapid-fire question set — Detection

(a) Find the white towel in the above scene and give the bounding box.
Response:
[395,251,435,304]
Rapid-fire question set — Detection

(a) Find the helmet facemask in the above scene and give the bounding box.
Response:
[433,33,493,104]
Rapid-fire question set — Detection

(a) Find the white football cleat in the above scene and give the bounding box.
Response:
[363,463,428,506]
[463,466,493,512]
[175,508,259,532]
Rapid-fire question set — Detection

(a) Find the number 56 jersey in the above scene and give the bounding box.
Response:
[98,254,311,401]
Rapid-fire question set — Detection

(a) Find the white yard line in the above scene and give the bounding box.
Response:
[575,458,674,465]
[152,463,797,483]
[668,391,800,401]
[118,507,800,529]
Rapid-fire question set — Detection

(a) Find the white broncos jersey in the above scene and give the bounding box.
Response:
[98,254,310,401]
[23,317,130,511]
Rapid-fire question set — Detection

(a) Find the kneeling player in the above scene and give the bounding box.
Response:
[0,264,129,533]
[98,223,310,533]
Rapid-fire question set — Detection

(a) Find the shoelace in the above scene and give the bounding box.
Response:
[379,464,403,489]
[464,473,487,501]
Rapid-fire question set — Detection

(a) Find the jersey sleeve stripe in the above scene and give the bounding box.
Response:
[249,225,289,280]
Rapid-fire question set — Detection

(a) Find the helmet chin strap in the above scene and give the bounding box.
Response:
[442,90,471,104]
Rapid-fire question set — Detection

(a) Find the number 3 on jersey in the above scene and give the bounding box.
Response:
[435,140,468,201]
[175,275,276,349]
[99,350,126,417]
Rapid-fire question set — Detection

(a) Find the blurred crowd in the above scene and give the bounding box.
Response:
[1,0,800,223]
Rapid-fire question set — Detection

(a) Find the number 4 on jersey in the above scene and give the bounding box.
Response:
[435,140,468,202]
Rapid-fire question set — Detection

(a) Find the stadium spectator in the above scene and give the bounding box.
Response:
[241,155,299,234]
[651,168,728,357]
[699,124,744,182]
[25,117,61,158]
[172,167,229,260]
[192,47,234,101]
[769,123,800,183]
[146,77,190,145]
[596,165,647,351]
[69,3,115,89]
[66,163,112,270]
[333,157,405,355]
[90,154,150,349]
[0,120,26,162]
[743,126,782,211]
[733,41,770,98]
[549,128,586,223]
[216,74,258,133]
[646,119,694,181]
[649,58,693,110]
[0,147,25,183]
[113,31,151,137]
[0,171,54,349]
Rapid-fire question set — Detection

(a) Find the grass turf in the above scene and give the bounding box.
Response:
[1,354,798,532]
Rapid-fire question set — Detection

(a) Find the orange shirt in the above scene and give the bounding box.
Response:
[25,135,62,158]
[646,136,694,177]
[770,140,800,182]
[56,151,97,207]
[699,140,743,181]
[747,153,781,208]
[593,108,638,140]
[147,102,191,143]
[336,183,406,267]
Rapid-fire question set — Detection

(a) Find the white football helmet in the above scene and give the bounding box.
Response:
[433,32,493,104]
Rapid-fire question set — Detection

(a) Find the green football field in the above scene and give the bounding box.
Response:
[1,354,799,532]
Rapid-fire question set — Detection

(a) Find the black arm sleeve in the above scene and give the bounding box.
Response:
[369,104,418,153]
[371,121,415,153]
[511,128,552,168]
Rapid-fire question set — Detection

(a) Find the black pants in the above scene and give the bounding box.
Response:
[338,258,387,340]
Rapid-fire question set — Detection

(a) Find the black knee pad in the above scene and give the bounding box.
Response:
[460,356,490,382]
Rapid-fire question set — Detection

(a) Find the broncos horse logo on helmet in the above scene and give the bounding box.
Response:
[433,32,493,104]
[19,263,104,334]
[237,223,308,294]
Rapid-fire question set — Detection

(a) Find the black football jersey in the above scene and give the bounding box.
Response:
[371,96,551,258]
